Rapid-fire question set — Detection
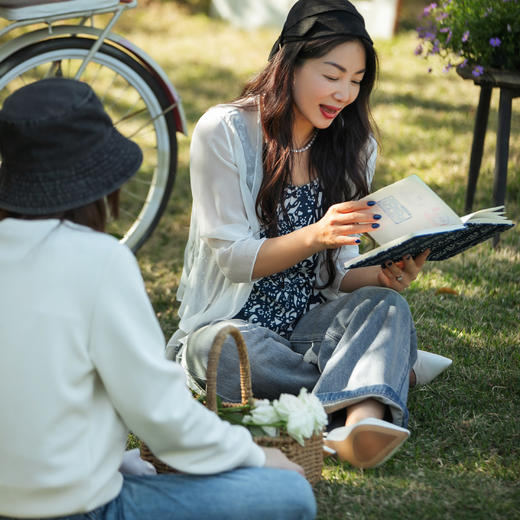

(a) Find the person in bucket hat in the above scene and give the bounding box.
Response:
[0,78,316,520]
[0,77,142,217]
[168,0,450,470]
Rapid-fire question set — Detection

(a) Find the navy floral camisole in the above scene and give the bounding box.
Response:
[234,178,326,338]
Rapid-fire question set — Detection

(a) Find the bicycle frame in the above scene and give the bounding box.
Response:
[0,0,187,135]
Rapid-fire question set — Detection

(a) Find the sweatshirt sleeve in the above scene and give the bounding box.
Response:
[88,244,265,474]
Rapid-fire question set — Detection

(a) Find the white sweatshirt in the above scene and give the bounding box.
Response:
[0,218,264,518]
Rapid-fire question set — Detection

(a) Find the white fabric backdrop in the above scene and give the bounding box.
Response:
[210,0,400,39]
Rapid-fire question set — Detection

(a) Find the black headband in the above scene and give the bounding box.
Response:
[269,0,373,60]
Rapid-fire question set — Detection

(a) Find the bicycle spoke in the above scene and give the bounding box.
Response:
[19,65,44,85]
[122,187,153,201]
[93,67,119,103]
[90,67,136,116]
[114,103,147,125]
[118,205,139,219]
[125,176,153,186]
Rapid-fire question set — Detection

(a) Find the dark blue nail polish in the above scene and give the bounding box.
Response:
[367,201,376,206]
[373,214,382,220]
[371,223,380,228]
[355,239,361,244]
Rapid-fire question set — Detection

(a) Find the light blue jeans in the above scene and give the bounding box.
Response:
[0,468,316,520]
[180,287,418,427]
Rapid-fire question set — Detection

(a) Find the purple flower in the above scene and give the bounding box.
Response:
[440,27,452,43]
[430,40,441,55]
[414,44,424,56]
[458,58,468,69]
[472,65,484,77]
[422,3,438,17]
[462,30,470,42]
[489,37,502,47]
[443,63,453,73]
[419,30,437,41]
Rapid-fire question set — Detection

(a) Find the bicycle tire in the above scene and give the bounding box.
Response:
[0,37,178,252]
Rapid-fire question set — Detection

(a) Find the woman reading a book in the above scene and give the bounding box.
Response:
[168,0,449,468]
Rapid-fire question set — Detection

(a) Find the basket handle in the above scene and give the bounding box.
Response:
[205,325,253,412]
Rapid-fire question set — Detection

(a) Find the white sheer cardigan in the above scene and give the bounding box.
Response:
[166,103,377,357]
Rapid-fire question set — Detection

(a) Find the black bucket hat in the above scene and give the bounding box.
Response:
[269,0,373,60]
[0,77,142,215]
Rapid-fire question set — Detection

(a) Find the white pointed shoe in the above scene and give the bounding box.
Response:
[324,418,410,469]
[413,350,453,386]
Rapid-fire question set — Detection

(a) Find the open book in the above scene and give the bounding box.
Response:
[344,175,515,270]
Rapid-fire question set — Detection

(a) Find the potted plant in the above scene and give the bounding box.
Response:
[414,0,520,83]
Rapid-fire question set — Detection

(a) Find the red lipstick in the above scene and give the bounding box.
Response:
[320,104,340,119]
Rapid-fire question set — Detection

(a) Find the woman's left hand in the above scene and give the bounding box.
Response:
[378,249,430,291]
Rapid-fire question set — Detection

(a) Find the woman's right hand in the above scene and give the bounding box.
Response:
[310,200,380,251]
[262,447,305,477]
[252,200,379,279]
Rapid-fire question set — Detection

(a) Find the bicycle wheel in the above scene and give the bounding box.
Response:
[0,37,177,252]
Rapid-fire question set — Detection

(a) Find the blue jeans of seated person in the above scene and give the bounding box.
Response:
[179,287,418,428]
[0,468,316,520]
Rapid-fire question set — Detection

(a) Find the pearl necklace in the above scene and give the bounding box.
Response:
[290,130,318,153]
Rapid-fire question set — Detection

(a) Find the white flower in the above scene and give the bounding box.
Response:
[273,393,314,446]
[241,391,327,445]
[242,399,280,437]
[249,399,280,424]
[296,388,328,433]
[272,389,328,446]
[260,425,278,437]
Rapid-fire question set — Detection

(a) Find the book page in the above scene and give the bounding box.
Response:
[460,206,512,224]
[360,175,462,245]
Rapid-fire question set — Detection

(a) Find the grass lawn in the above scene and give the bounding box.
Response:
[120,2,519,518]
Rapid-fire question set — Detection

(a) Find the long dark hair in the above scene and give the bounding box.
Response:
[0,190,120,232]
[235,35,379,287]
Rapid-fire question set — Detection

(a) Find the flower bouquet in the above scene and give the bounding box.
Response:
[216,388,328,446]
[415,0,520,78]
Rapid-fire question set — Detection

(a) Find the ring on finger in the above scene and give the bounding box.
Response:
[396,275,404,282]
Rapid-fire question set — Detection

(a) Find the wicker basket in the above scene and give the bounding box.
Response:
[141,325,323,485]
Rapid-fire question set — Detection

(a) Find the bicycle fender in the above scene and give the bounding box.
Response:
[0,25,188,135]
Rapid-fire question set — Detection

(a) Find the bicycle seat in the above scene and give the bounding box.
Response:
[0,0,120,21]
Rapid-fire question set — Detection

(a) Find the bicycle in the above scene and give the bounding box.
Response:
[0,0,187,252]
